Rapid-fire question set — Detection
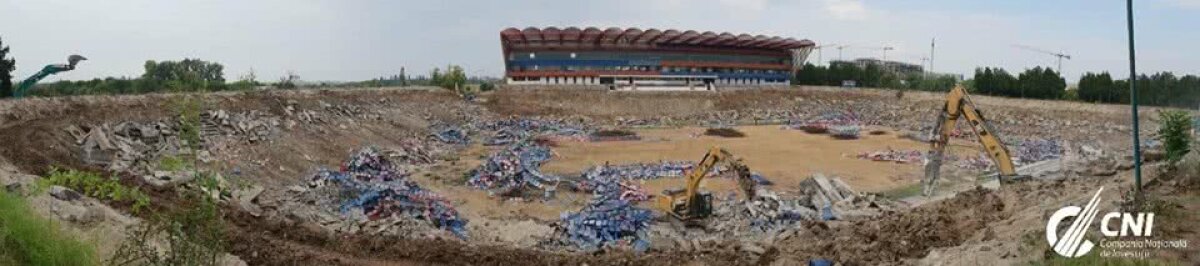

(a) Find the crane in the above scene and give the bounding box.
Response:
[812,43,840,66]
[855,46,895,61]
[1012,44,1071,75]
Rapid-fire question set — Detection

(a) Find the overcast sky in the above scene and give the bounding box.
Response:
[2,0,1198,83]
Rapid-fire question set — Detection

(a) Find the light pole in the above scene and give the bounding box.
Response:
[1126,0,1142,197]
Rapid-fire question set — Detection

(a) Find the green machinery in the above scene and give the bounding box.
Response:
[13,55,86,98]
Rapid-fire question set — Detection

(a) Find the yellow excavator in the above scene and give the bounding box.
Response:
[657,147,756,221]
[923,85,1029,196]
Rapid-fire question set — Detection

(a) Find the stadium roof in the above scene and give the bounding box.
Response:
[501,27,814,51]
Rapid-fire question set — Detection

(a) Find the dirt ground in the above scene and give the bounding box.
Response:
[544,125,979,193]
[0,86,1195,265]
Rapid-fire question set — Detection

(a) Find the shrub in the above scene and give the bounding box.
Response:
[0,190,97,265]
[1157,110,1192,162]
[38,167,151,214]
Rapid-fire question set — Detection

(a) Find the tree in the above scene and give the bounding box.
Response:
[0,36,14,98]
[141,59,226,91]
[278,71,299,89]
[399,67,408,86]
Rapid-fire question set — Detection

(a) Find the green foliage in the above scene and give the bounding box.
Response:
[38,167,152,214]
[793,62,956,92]
[972,66,1065,99]
[1078,71,1200,108]
[431,65,467,90]
[479,82,496,92]
[158,155,187,172]
[107,91,225,266]
[1157,109,1193,162]
[0,189,98,266]
[277,71,299,89]
[107,173,226,266]
[0,36,14,98]
[142,59,225,91]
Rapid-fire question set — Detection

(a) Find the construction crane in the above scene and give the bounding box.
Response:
[812,43,840,66]
[1012,44,1071,74]
[657,147,756,221]
[922,85,1029,196]
[14,55,87,98]
[855,46,895,61]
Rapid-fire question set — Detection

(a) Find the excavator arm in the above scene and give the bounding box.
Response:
[658,147,756,220]
[13,55,86,98]
[923,85,1025,196]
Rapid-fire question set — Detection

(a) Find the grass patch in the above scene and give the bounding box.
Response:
[0,190,97,265]
[879,183,923,199]
[39,167,151,214]
[157,155,188,172]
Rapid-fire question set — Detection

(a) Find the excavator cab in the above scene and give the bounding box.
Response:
[657,188,713,220]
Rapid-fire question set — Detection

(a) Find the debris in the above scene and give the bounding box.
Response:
[468,142,560,196]
[308,147,468,238]
[857,149,925,164]
[558,187,653,252]
[704,128,746,138]
[432,127,469,144]
[49,186,82,201]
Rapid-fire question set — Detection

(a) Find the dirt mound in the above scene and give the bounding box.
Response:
[704,127,745,138]
[779,187,1008,264]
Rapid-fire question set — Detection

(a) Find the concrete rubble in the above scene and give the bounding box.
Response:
[857,149,925,164]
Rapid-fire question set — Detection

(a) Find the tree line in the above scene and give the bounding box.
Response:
[792,62,958,92]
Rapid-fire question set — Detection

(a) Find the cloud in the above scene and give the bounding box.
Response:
[824,0,868,20]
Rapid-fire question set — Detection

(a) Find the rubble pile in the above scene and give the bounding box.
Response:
[857,149,925,164]
[468,142,560,196]
[794,174,896,220]
[556,177,654,252]
[307,147,468,238]
[431,126,469,144]
[477,118,591,146]
[712,190,815,233]
[580,161,697,180]
[67,110,281,172]
[1012,138,1064,163]
[787,110,863,138]
[202,110,279,142]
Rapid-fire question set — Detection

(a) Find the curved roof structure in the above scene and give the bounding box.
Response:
[500,26,814,51]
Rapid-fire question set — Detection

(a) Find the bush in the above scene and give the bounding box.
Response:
[0,190,97,265]
[1157,110,1192,162]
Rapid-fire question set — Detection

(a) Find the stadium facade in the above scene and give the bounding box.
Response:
[500,27,814,90]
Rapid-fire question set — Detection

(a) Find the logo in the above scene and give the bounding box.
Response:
[1046,187,1160,258]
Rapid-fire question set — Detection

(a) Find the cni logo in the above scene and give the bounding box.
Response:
[1045,187,1156,257]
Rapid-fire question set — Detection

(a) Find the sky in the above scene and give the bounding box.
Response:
[2,0,1198,83]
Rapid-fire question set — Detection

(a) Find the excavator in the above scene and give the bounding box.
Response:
[13,55,86,98]
[922,85,1029,196]
[657,146,756,221]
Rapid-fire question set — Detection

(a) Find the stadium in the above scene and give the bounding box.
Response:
[500,27,815,90]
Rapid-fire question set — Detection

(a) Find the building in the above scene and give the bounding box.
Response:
[500,27,815,90]
[831,58,925,76]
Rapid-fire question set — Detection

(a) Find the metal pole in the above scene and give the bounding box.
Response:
[1126,0,1142,196]
[929,38,935,75]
